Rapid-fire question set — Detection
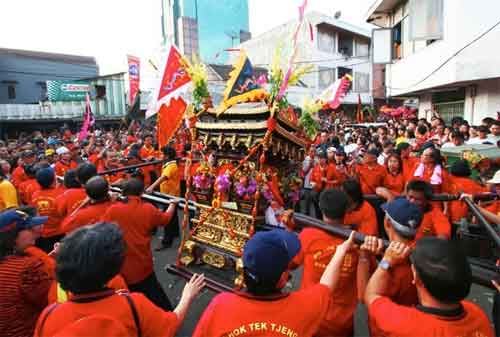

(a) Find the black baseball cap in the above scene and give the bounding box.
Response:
[410,237,472,303]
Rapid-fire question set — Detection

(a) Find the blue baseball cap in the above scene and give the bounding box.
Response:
[381,197,423,240]
[0,209,48,233]
[243,230,300,283]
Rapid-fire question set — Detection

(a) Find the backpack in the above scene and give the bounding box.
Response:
[37,290,142,337]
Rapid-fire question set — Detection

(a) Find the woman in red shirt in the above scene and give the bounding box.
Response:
[411,146,447,193]
[383,153,405,195]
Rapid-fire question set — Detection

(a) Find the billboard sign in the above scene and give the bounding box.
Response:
[46,80,91,101]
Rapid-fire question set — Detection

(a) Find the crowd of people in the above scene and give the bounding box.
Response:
[0,113,499,337]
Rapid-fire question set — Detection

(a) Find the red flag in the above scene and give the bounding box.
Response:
[356,93,363,123]
[157,97,187,150]
[127,55,140,105]
[147,45,191,118]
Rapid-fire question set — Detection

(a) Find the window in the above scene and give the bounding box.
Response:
[393,21,402,60]
[409,0,444,41]
[338,32,354,57]
[354,72,370,93]
[355,40,369,57]
[337,67,353,79]
[95,85,106,99]
[7,85,16,99]
[318,67,335,89]
[317,25,335,53]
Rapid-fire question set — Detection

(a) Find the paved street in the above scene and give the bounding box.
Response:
[152,234,496,337]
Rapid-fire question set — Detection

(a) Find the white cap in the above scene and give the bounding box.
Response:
[327,146,336,153]
[56,146,70,155]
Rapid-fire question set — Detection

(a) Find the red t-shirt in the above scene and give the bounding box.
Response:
[368,263,418,337]
[344,201,378,236]
[295,227,358,337]
[31,187,65,237]
[384,172,406,195]
[18,178,40,205]
[311,164,328,192]
[0,254,52,337]
[356,164,386,195]
[100,197,173,285]
[11,165,28,188]
[61,201,114,234]
[415,206,451,241]
[402,157,419,182]
[368,297,494,337]
[55,188,87,218]
[54,161,77,178]
[34,292,180,337]
[192,284,331,337]
[325,163,344,189]
[139,146,157,160]
[444,176,488,223]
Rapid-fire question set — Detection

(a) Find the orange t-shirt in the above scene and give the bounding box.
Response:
[18,178,41,205]
[444,176,488,223]
[356,164,386,195]
[384,172,406,195]
[415,206,451,241]
[402,157,419,182]
[368,297,494,337]
[31,187,65,237]
[11,165,28,188]
[54,161,77,178]
[192,284,331,337]
[100,197,173,285]
[295,227,358,337]
[34,292,180,337]
[61,201,114,234]
[139,145,157,160]
[368,263,418,337]
[311,164,328,192]
[325,163,344,189]
[56,188,87,218]
[344,201,378,236]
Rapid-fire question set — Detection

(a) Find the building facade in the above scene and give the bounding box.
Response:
[0,48,98,104]
[236,12,373,108]
[161,0,251,63]
[366,0,500,124]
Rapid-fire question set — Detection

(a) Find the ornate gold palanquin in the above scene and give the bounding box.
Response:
[179,102,306,287]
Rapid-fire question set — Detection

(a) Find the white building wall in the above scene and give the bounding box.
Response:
[382,0,500,97]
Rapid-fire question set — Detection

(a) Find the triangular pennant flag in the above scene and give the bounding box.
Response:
[217,51,266,115]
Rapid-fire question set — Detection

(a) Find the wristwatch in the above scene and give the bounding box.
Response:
[379,259,391,271]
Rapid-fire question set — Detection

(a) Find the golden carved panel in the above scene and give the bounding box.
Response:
[201,251,226,269]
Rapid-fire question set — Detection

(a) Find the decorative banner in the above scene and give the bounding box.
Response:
[217,50,266,114]
[46,80,90,101]
[78,93,95,141]
[157,97,187,150]
[127,55,141,105]
[146,44,191,119]
[277,0,308,101]
[319,74,353,110]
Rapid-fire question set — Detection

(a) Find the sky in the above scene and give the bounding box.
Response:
[0,0,374,76]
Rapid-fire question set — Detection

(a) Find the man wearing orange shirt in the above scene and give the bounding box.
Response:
[99,150,126,186]
[445,160,488,223]
[355,148,386,195]
[310,150,328,218]
[406,180,451,240]
[365,237,494,337]
[54,147,77,179]
[101,178,178,311]
[294,189,370,337]
[193,226,358,337]
[397,143,419,182]
[60,176,114,234]
[56,163,97,218]
[18,165,40,205]
[139,134,157,160]
[11,150,36,188]
[343,179,378,236]
[31,168,65,253]
[363,198,422,337]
